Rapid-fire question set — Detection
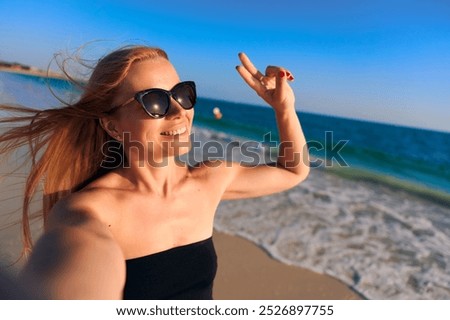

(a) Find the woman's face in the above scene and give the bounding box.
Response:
[110,58,194,163]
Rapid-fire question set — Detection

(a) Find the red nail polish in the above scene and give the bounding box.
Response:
[279,71,285,77]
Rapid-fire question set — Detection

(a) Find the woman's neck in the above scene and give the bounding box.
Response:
[120,156,190,197]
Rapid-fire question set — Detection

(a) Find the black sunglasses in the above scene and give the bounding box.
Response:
[109,81,196,119]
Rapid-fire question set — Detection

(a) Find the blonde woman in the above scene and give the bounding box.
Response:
[0,46,309,299]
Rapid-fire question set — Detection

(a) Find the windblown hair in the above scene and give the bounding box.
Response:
[0,45,169,254]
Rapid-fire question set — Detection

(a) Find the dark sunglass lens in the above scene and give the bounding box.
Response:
[173,83,196,109]
[141,91,170,117]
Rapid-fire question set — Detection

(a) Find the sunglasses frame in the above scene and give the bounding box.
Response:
[109,81,196,119]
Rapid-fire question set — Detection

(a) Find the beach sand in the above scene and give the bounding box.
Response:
[213,230,362,300]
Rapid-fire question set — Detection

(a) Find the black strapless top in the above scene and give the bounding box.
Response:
[123,237,217,300]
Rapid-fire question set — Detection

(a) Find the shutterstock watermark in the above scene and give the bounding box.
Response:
[100,131,349,169]
[307,131,349,167]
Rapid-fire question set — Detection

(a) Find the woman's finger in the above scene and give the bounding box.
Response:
[236,65,266,95]
[265,66,295,81]
[238,52,265,81]
[274,69,289,102]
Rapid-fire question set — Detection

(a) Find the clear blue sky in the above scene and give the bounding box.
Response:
[1,0,449,132]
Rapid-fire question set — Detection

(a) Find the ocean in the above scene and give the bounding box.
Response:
[1,71,449,299]
[194,98,450,197]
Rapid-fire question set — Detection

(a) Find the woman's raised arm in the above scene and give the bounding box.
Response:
[220,53,310,199]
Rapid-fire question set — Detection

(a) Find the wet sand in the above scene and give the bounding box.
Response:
[213,231,362,300]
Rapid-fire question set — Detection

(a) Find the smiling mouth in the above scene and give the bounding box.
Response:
[160,126,187,136]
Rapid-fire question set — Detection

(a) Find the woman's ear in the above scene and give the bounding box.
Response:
[99,117,122,141]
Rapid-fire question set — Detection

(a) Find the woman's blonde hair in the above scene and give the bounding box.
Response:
[0,45,168,255]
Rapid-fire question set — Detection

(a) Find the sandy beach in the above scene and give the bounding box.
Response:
[213,231,362,300]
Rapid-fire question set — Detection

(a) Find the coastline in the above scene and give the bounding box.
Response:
[0,66,66,81]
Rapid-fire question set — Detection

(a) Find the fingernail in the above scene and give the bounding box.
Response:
[289,75,294,81]
[279,71,285,78]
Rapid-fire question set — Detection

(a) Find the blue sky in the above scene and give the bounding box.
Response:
[0,0,449,132]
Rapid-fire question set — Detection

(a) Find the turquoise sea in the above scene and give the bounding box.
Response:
[195,98,450,199]
[1,71,450,299]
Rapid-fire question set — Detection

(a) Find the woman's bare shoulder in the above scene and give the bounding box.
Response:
[49,190,119,233]
[189,159,239,184]
[189,159,231,176]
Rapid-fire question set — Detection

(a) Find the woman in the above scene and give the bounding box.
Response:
[0,45,309,299]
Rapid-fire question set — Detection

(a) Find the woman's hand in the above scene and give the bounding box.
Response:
[213,53,309,200]
[236,52,295,112]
